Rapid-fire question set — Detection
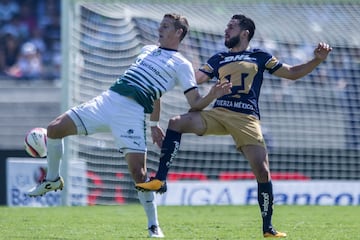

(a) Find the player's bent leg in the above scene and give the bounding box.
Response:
[47,113,78,139]
[27,176,64,197]
[137,112,205,193]
[135,128,181,193]
[27,113,75,198]
[125,152,147,182]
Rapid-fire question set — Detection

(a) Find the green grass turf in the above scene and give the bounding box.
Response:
[0,205,358,239]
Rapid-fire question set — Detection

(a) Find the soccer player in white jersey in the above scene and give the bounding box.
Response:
[136,14,332,238]
[27,13,232,238]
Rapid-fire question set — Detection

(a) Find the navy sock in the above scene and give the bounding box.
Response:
[155,129,182,181]
[258,181,274,232]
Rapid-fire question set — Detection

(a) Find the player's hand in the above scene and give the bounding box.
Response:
[211,80,232,98]
[314,42,332,61]
[151,126,165,148]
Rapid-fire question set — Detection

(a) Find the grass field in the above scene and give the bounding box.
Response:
[0,205,358,239]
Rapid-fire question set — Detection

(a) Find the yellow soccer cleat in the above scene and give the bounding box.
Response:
[263,231,287,238]
[135,178,167,194]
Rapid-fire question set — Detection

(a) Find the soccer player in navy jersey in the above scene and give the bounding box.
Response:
[136,14,332,238]
[27,13,231,238]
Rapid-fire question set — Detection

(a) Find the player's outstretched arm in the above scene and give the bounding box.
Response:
[273,42,332,80]
[186,80,232,112]
[195,70,211,84]
[313,42,332,61]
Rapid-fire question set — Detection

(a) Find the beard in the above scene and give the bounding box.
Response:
[225,35,240,49]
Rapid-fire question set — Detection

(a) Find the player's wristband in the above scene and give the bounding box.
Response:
[149,121,159,127]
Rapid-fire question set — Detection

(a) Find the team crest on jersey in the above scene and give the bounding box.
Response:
[152,49,162,56]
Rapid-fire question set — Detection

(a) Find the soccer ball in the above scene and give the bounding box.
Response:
[24,127,47,158]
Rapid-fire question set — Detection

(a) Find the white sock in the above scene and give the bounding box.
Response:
[45,138,63,181]
[138,191,159,228]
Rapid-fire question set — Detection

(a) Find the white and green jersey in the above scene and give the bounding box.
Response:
[110,45,197,113]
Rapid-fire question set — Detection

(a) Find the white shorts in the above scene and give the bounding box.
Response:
[66,90,146,154]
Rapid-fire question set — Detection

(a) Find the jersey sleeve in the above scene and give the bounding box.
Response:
[198,54,219,79]
[177,61,198,93]
[264,54,283,74]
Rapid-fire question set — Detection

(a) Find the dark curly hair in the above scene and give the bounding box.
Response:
[232,14,256,41]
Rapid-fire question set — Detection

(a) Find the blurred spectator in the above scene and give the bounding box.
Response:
[0,0,19,26]
[28,27,46,55]
[43,12,60,51]
[5,41,43,80]
[43,12,61,80]
[0,33,21,79]
[1,14,30,42]
[45,49,61,80]
[37,0,60,29]
[18,1,38,34]
[0,0,60,81]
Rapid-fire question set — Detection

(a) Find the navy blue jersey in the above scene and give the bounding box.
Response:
[199,48,282,119]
